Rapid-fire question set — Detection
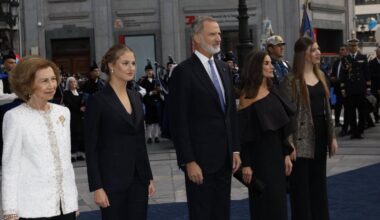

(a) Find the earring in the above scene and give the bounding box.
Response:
[110,69,114,74]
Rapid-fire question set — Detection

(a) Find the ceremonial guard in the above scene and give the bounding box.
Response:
[339,39,371,139]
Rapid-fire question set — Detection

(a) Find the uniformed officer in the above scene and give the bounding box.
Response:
[339,39,371,139]
[266,35,290,85]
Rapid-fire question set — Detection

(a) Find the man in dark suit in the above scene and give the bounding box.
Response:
[369,46,380,123]
[339,39,371,139]
[331,44,348,133]
[168,16,241,220]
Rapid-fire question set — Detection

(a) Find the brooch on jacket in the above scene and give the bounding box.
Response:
[58,115,66,127]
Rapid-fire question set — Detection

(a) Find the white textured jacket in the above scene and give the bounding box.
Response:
[1,103,78,218]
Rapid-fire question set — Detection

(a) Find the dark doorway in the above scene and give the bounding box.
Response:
[51,38,91,76]
[316,29,343,54]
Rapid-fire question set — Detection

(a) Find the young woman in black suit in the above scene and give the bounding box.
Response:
[84,44,155,220]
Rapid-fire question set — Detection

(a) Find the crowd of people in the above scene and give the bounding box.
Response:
[0,14,379,220]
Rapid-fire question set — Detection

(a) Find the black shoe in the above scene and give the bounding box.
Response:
[147,138,152,144]
[335,123,343,127]
[154,137,160,143]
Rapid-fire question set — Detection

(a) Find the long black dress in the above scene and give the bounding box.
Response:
[238,88,295,220]
[63,90,84,154]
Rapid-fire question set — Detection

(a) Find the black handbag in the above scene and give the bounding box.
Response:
[233,168,265,197]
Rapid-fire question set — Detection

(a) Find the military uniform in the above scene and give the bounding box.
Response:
[339,41,371,138]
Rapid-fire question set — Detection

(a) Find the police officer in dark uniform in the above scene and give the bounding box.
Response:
[266,35,290,86]
[339,39,371,139]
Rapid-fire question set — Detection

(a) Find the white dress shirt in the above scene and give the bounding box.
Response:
[1,103,78,218]
[194,50,226,102]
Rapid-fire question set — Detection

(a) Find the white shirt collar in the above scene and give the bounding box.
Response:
[377,58,380,64]
[195,50,214,65]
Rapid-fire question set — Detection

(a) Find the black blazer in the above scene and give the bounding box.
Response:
[168,53,240,174]
[331,59,342,91]
[369,58,380,93]
[84,85,153,193]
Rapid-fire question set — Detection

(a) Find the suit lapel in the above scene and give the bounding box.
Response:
[191,54,226,113]
[103,85,136,128]
[128,88,143,127]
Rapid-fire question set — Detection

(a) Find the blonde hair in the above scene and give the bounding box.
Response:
[10,56,61,101]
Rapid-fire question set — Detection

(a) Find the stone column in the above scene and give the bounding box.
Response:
[92,0,114,63]
[159,0,181,64]
[22,0,42,56]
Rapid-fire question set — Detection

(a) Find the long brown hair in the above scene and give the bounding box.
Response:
[240,51,272,99]
[292,37,330,107]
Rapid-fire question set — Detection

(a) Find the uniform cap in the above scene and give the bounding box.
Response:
[266,35,286,47]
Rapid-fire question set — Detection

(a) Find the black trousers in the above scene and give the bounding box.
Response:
[341,98,349,132]
[289,116,329,220]
[100,175,149,220]
[20,212,75,220]
[346,94,366,136]
[185,161,232,220]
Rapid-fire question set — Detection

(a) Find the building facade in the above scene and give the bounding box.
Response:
[355,0,380,56]
[11,0,354,78]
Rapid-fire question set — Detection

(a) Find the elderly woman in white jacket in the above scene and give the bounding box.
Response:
[1,56,78,220]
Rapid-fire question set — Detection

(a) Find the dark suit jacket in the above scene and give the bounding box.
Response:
[369,58,380,93]
[84,85,153,193]
[331,59,342,90]
[168,53,240,174]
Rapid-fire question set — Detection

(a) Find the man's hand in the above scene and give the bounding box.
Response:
[94,188,110,208]
[232,153,241,174]
[186,161,203,185]
[341,89,346,98]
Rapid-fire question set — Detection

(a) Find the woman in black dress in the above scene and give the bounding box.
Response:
[63,76,85,161]
[280,37,338,220]
[238,51,295,220]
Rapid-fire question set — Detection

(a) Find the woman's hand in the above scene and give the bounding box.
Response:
[148,180,156,197]
[330,138,338,157]
[75,210,80,218]
[290,143,297,161]
[242,166,253,184]
[285,155,293,176]
[94,188,110,208]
